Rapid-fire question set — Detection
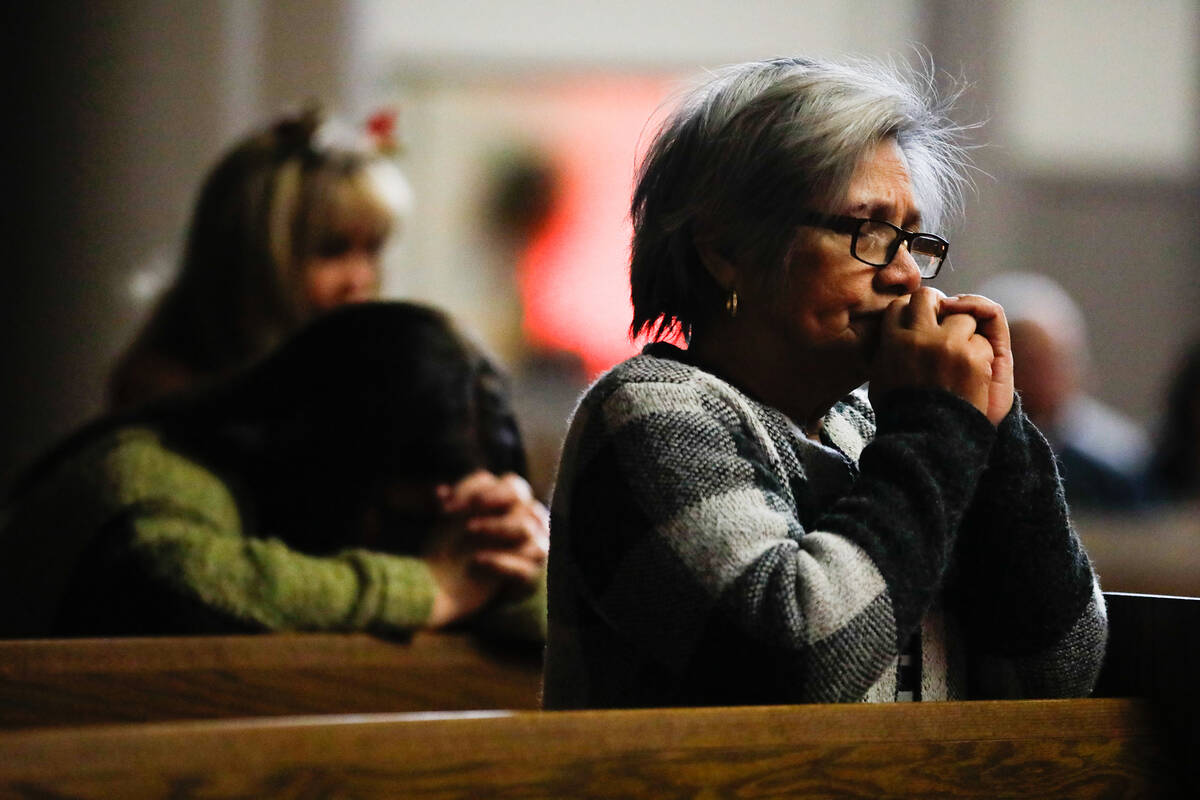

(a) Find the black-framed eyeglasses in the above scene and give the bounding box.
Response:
[799,212,949,279]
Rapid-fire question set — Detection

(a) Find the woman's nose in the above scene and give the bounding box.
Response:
[874,246,923,295]
[344,252,379,290]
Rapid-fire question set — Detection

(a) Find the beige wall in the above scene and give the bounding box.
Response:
[926,0,1199,425]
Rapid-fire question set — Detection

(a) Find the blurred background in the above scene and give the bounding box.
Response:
[5,1,1198,517]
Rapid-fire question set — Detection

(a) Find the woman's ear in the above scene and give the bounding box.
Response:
[695,239,739,292]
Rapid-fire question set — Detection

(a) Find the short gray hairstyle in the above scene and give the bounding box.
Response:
[630,56,972,341]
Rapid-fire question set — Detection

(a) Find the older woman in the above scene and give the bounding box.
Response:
[543,57,1106,708]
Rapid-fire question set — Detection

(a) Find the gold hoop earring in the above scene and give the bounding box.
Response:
[725,289,739,318]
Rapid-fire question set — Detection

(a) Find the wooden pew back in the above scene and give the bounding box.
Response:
[0,698,1184,798]
[0,632,542,728]
[0,592,1195,795]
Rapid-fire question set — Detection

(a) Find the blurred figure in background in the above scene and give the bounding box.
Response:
[479,146,587,501]
[978,272,1149,512]
[1,302,547,640]
[108,107,411,410]
[1147,340,1200,504]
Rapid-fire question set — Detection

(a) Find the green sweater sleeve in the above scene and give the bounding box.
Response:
[101,428,438,633]
[468,569,548,644]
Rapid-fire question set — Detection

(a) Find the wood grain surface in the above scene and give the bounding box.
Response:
[0,698,1183,799]
[0,631,542,728]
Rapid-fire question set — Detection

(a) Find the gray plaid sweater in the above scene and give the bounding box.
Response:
[543,343,1106,708]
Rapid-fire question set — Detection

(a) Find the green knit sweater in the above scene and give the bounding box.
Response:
[0,427,545,640]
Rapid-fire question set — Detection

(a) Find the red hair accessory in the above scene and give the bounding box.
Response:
[366,109,401,155]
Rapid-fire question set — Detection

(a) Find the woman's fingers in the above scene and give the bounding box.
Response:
[943,293,1015,425]
[903,286,946,331]
[440,470,549,564]
[466,514,527,540]
[940,292,1002,320]
[473,549,544,583]
[882,294,909,331]
[438,471,534,515]
[871,291,997,419]
[420,471,549,625]
[940,311,978,340]
[941,294,1008,346]
[436,470,491,512]
[967,332,996,364]
[467,507,549,553]
[940,293,1011,361]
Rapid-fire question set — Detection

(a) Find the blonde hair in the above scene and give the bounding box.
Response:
[108,108,412,409]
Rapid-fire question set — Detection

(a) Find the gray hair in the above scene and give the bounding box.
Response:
[630,56,973,341]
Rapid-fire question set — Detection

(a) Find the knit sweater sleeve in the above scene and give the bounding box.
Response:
[552,364,998,705]
[951,400,1108,698]
[99,429,438,633]
[467,570,548,644]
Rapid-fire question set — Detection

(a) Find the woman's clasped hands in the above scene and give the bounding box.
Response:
[423,471,550,628]
[869,287,1015,426]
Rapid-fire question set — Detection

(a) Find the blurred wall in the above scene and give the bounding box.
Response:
[3,0,1197,490]
[6,3,231,490]
[926,0,1199,425]
[3,1,353,488]
[353,0,917,69]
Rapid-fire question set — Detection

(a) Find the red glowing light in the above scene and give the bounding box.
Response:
[514,79,676,378]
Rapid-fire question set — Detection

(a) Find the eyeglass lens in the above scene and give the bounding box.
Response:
[908,236,946,278]
[853,220,944,278]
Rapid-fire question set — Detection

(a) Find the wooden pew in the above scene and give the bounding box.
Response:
[0,593,1193,796]
[0,698,1183,798]
[0,631,542,728]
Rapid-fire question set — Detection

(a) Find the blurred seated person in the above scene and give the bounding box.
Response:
[108,106,411,410]
[544,57,1105,709]
[1147,341,1200,504]
[0,302,547,640]
[978,272,1150,512]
